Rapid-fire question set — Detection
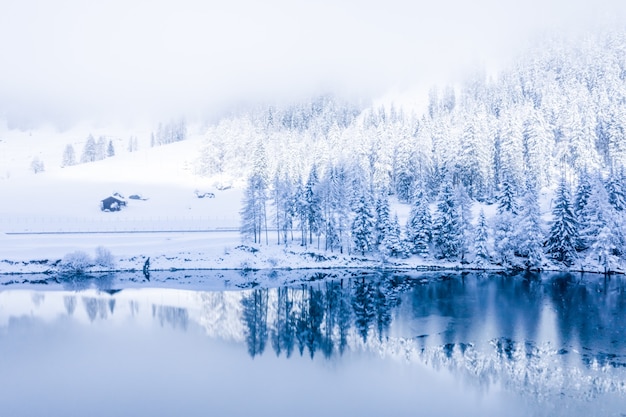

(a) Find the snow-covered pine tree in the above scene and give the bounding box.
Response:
[493,174,519,265]
[351,193,374,256]
[513,181,545,269]
[96,136,106,161]
[80,135,97,163]
[497,175,518,214]
[305,164,323,247]
[433,180,462,259]
[606,168,626,212]
[455,184,473,262]
[579,175,624,269]
[473,209,490,266]
[107,140,115,157]
[405,187,432,255]
[574,169,593,224]
[241,172,268,244]
[374,192,392,248]
[546,177,578,266]
[380,214,406,259]
[62,144,76,167]
[241,142,269,245]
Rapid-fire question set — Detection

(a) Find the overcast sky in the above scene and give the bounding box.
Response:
[1,0,625,127]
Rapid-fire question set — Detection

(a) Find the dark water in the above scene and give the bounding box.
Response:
[1,271,625,417]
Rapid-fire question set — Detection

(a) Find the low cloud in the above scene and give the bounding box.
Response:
[1,0,625,127]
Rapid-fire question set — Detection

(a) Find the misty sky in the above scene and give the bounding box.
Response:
[1,0,625,127]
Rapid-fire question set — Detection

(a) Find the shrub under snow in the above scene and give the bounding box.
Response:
[59,251,93,274]
[94,246,116,269]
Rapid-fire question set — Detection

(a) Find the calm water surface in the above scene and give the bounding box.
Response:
[1,271,625,417]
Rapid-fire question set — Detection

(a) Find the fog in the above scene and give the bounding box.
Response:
[1,0,625,127]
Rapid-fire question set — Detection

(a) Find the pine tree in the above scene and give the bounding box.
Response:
[373,193,392,248]
[473,209,490,266]
[351,194,374,256]
[62,144,76,167]
[514,182,545,269]
[405,188,432,255]
[80,135,97,163]
[579,176,624,269]
[380,214,406,258]
[455,184,473,262]
[240,142,269,244]
[493,211,516,266]
[497,175,518,214]
[96,136,106,160]
[546,178,578,266]
[606,169,626,212]
[305,165,323,247]
[107,140,115,157]
[433,180,462,259]
[574,169,593,220]
[240,172,268,244]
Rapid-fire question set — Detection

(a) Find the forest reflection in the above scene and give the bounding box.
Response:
[240,272,626,369]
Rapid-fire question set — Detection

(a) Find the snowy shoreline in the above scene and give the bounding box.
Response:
[1,238,621,277]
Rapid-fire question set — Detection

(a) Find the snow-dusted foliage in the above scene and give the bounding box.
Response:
[59,251,93,274]
[546,178,578,266]
[94,246,116,270]
[220,31,626,272]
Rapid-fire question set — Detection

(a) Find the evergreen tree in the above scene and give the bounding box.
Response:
[373,192,392,248]
[380,214,406,258]
[80,135,97,163]
[305,165,323,247]
[546,178,578,266]
[351,194,374,256]
[579,176,624,267]
[405,188,432,255]
[106,140,115,157]
[241,172,268,244]
[433,180,462,259]
[96,136,106,160]
[574,169,593,221]
[494,213,516,265]
[62,144,76,167]
[606,169,626,212]
[240,142,269,244]
[455,184,473,262]
[514,182,545,269]
[473,209,490,265]
[497,175,518,214]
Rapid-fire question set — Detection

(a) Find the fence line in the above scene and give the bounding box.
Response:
[0,215,240,234]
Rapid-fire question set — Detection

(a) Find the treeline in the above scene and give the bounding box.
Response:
[220,29,626,271]
[61,134,115,167]
[242,143,626,271]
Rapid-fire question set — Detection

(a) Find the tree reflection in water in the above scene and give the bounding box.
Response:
[240,272,626,394]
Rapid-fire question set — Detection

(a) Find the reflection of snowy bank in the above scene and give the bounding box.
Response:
[374,336,626,404]
[1,271,626,409]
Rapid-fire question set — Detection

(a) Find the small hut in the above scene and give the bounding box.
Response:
[101,195,127,212]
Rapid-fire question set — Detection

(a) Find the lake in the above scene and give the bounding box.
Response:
[1,270,625,417]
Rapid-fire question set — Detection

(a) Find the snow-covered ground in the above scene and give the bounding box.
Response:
[0,124,619,276]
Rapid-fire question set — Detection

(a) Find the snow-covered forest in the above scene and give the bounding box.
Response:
[196,30,626,273]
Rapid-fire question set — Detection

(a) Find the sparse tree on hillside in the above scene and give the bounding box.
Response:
[62,144,76,167]
[107,140,115,157]
[81,135,97,163]
[31,156,44,174]
[96,136,106,160]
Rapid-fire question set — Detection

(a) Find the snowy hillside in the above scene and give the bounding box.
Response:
[2,30,626,275]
